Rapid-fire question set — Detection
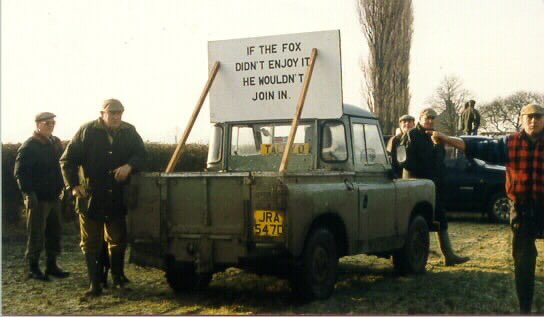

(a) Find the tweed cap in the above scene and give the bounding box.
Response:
[520,103,544,116]
[419,108,437,118]
[35,112,56,122]
[399,114,415,122]
[102,99,124,112]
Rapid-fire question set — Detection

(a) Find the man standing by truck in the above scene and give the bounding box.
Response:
[428,103,544,314]
[386,114,415,178]
[14,112,70,281]
[402,108,470,266]
[60,99,146,297]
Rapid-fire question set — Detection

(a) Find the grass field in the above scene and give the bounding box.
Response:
[3,215,544,315]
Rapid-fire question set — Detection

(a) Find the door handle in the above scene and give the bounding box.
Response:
[344,179,354,191]
[363,194,368,208]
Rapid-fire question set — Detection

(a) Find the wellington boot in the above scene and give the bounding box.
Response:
[27,259,49,281]
[110,249,129,290]
[83,254,102,297]
[45,256,70,278]
[437,230,470,266]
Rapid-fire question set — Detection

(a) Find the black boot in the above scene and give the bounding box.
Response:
[27,258,49,281]
[110,249,128,290]
[437,230,470,266]
[84,254,102,297]
[100,244,110,289]
[45,256,70,278]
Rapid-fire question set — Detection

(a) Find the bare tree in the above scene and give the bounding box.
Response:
[358,0,413,135]
[427,75,472,135]
[479,91,544,133]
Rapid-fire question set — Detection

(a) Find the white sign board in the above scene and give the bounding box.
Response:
[208,30,343,122]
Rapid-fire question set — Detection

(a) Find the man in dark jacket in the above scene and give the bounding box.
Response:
[60,99,146,297]
[462,99,481,135]
[402,108,470,266]
[430,103,544,314]
[14,112,70,281]
[386,114,414,178]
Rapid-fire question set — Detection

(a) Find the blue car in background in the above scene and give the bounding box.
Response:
[442,135,509,223]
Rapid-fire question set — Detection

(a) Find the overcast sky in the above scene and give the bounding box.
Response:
[2,0,543,144]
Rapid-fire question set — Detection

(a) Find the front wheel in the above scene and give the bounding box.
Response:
[392,215,429,275]
[290,228,338,300]
[487,192,510,224]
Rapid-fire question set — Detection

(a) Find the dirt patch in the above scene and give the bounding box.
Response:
[3,220,544,314]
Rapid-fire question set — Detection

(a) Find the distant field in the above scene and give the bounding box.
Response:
[3,219,544,315]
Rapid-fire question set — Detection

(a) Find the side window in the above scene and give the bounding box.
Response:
[231,126,259,156]
[351,123,367,169]
[321,121,347,162]
[363,124,388,165]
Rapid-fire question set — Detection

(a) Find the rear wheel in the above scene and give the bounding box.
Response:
[393,215,429,275]
[165,257,212,292]
[290,228,338,300]
[487,192,510,224]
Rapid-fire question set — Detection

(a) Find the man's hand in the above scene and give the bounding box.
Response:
[24,192,38,210]
[71,185,88,199]
[426,130,445,144]
[113,164,132,182]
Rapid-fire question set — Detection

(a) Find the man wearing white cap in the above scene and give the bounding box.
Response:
[430,103,544,314]
[14,112,70,281]
[60,99,146,297]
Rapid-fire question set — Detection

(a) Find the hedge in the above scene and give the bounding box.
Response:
[1,142,208,225]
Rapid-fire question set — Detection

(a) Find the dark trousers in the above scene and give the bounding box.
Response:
[512,217,538,313]
[25,199,62,261]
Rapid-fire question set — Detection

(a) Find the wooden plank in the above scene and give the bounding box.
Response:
[279,48,318,173]
[165,62,220,173]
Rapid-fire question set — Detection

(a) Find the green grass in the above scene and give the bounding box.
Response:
[2,218,544,314]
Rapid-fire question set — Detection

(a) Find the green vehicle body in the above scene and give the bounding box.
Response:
[127,104,436,299]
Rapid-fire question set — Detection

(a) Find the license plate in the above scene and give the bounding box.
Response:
[253,210,284,237]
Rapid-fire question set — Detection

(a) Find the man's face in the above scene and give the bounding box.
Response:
[420,114,435,130]
[400,119,415,134]
[522,114,544,137]
[36,119,55,137]
[101,110,123,129]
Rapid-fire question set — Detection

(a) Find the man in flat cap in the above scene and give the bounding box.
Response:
[430,103,544,314]
[14,112,70,281]
[60,99,146,297]
[401,108,470,266]
[386,114,415,178]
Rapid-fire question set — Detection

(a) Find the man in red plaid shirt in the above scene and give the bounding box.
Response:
[431,103,544,314]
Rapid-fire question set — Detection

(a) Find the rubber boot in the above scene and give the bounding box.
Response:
[100,244,110,289]
[45,256,70,278]
[27,258,49,281]
[110,249,128,290]
[119,251,130,284]
[437,230,470,266]
[84,254,103,297]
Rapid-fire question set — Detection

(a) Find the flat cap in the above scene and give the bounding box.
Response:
[520,103,544,116]
[420,108,438,118]
[102,98,124,112]
[35,112,56,122]
[399,114,415,122]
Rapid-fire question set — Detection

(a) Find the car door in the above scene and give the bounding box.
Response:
[443,146,480,211]
[351,118,397,251]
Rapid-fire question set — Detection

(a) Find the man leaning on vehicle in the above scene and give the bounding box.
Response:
[429,103,544,314]
[386,114,415,178]
[60,99,146,297]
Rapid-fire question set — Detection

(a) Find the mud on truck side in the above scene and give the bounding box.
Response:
[127,104,436,300]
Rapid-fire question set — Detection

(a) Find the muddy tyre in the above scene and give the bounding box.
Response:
[487,192,510,224]
[165,258,212,292]
[290,228,338,300]
[393,215,429,275]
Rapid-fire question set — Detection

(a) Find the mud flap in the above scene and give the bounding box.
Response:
[195,237,214,273]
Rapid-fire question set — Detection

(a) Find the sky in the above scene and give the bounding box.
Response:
[2,0,543,144]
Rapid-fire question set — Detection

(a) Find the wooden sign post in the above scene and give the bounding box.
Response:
[165,61,220,173]
[279,48,318,173]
